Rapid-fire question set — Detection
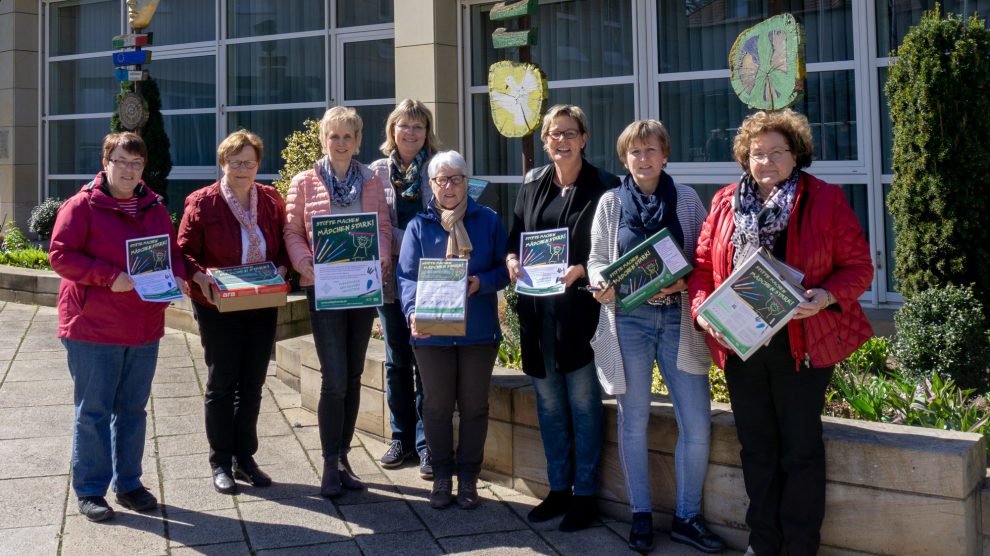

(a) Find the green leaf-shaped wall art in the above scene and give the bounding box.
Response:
[729,13,806,110]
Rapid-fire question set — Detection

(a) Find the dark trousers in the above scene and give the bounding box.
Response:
[306,288,375,459]
[724,333,834,556]
[413,343,498,480]
[194,301,278,469]
[377,301,426,453]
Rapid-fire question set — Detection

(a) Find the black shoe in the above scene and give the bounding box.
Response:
[320,456,342,498]
[456,476,480,510]
[418,449,433,480]
[233,457,272,487]
[559,494,597,532]
[78,496,114,522]
[115,486,158,512]
[430,478,454,509]
[527,489,571,523]
[338,455,365,491]
[212,466,238,495]
[628,512,654,554]
[380,439,412,468]
[671,515,726,553]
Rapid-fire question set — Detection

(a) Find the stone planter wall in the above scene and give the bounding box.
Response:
[276,336,989,555]
[0,265,59,306]
[165,293,311,342]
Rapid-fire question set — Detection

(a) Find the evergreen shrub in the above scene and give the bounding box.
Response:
[28,197,65,239]
[273,119,323,198]
[112,80,173,203]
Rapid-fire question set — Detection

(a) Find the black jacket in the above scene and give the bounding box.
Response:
[507,160,619,378]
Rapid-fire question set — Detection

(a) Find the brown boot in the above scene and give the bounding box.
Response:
[320,455,342,498]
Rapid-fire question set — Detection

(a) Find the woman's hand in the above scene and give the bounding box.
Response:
[467,276,481,296]
[276,266,288,278]
[176,277,191,297]
[655,277,687,298]
[506,257,522,283]
[192,271,216,305]
[299,258,315,283]
[792,288,831,320]
[110,272,136,293]
[592,282,614,305]
[697,314,732,349]
[381,258,392,280]
[558,264,585,288]
[409,313,432,339]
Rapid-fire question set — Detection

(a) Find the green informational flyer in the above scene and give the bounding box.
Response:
[515,227,568,296]
[311,213,382,310]
[600,228,692,312]
[208,262,285,291]
[415,258,468,335]
[126,234,183,302]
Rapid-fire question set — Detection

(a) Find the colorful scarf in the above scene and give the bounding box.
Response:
[316,156,363,208]
[436,196,473,259]
[730,169,800,269]
[390,148,429,201]
[220,178,264,263]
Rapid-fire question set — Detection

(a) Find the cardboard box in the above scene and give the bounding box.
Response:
[208,262,290,313]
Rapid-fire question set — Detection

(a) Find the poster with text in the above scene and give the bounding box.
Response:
[126,234,183,302]
[312,213,382,310]
[515,228,568,296]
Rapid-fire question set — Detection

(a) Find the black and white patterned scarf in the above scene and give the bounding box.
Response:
[730,169,800,269]
[316,156,363,208]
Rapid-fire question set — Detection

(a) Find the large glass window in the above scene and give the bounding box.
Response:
[49,0,119,56]
[228,108,325,175]
[163,114,216,167]
[49,58,118,115]
[228,0,324,38]
[876,0,990,57]
[147,0,215,45]
[337,0,393,27]
[153,56,217,110]
[227,37,327,106]
[49,117,113,175]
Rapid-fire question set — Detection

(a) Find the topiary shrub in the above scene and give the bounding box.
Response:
[28,197,65,240]
[272,118,323,198]
[893,284,990,394]
[886,6,990,311]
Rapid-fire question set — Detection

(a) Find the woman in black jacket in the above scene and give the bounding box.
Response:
[505,104,619,531]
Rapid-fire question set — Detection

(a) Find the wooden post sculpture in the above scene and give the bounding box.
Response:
[113,0,162,130]
[487,0,547,174]
[729,13,806,110]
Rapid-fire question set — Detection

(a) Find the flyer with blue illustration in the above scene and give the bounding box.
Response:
[311,213,382,310]
[515,228,568,296]
[126,234,183,302]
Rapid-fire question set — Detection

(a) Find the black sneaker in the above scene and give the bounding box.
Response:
[115,486,158,512]
[628,511,654,554]
[430,478,454,509]
[558,494,597,532]
[671,515,726,553]
[78,496,114,522]
[380,439,412,468]
[455,477,480,510]
[418,449,433,480]
[527,489,571,522]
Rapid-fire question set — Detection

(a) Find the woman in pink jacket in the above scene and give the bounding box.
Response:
[283,106,392,498]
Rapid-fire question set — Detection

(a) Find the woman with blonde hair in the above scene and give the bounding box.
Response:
[283,106,392,498]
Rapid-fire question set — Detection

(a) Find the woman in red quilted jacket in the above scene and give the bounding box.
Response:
[688,109,873,556]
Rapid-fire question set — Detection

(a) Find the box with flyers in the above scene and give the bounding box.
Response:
[207,262,290,313]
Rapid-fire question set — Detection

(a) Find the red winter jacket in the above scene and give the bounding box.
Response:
[50,174,187,346]
[177,182,291,307]
[688,172,874,369]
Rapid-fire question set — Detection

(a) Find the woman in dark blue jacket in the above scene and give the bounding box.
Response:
[396,150,509,511]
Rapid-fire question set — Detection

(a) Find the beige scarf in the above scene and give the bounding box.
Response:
[437,196,473,259]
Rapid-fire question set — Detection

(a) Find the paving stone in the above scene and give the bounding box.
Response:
[165,507,245,547]
[0,524,61,556]
[3,358,69,382]
[258,390,280,413]
[18,335,65,351]
[254,434,307,468]
[0,404,73,439]
[232,463,320,504]
[437,529,555,555]
[0,475,67,528]
[157,355,199,370]
[170,541,252,556]
[355,529,442,556]
[256,540,361,555]
[152,366,198,383]
[256,411,293,437]
[10,348,64,361]
[0,379,74,408]
[338,500,423,535]
[160,454,213,480]
[155,413,205,437]
[498,493,557,530]
[239,496,351,550]
[539,524,632,555]
[330,478,404,506]
[295,428,321,451]
[156,432,210,458]
[151,381,201,399]
[409,493,529,539]
[281,406,317,427]
[161,477,236,515]
[271,390,302,410]
[152,395,203,418]
[60,512,167,556]
[0,436,70,479]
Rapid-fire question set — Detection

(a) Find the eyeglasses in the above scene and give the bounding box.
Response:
[226,160,258,170]
[109,158,145,170]
[396,123,427,134]
[547,129,581,141]
[749,149,792,163]
[432,175,466,187]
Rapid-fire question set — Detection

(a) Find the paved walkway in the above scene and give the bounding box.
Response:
[0,301,732,555]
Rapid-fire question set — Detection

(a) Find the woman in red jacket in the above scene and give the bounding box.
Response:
[50,132,189,522]
[178,130,290,495]
[688,109,873,556]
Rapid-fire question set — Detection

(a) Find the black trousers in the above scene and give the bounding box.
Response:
[724,333,834,556]
[413,343,498,481]
[194,301,278,469]
[306,288,375,459]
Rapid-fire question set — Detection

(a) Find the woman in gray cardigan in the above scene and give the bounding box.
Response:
[587,120,724,554]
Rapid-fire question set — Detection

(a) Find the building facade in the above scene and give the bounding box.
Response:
[3,0,990,309]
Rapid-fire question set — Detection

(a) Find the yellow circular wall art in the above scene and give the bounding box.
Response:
[488,61,548,138]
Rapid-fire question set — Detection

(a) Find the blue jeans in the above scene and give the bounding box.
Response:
[532,297,604,496]
[615,303,712,517]
[63,338,159,497]
[377,301,426,454]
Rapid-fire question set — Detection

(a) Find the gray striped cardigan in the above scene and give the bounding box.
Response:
[586,181,712,395]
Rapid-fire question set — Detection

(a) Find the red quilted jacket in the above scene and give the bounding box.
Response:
[688,172,874,369]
